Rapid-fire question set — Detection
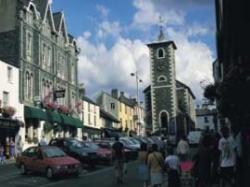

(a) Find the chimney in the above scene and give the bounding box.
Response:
[111,89,119,99]
[120,91,124,97]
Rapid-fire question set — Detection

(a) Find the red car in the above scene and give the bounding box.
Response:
[16,146,81,179]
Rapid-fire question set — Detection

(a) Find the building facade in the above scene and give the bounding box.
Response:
[0,0,82,148]
[81,96,102,139]
[0,60,24,155]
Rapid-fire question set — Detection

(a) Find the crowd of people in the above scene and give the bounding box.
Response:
[0,137,15,164]
[111,126,238,187]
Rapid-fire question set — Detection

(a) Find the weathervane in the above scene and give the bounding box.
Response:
[158,16,165,41]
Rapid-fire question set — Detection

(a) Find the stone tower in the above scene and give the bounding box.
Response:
[147,27,178,134]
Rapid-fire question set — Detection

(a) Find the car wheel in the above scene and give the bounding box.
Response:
[46,167,54,179]
[20,164,27,175]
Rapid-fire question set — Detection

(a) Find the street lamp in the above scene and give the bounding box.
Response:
[130,71,143,135]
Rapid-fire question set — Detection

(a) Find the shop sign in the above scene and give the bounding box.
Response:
[54,90,65,99]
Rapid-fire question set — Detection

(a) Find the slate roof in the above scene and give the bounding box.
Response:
[82,96,98,106]
[176,80,196,99]
[119,95,136,108]
[100,109,120,123]
[53,12,62,32]
[33,0,48,18]
[147,40,177,49]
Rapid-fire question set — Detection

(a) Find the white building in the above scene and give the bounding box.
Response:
[196,107,221,131]
[0,60,24,155]
[81,96,102,139]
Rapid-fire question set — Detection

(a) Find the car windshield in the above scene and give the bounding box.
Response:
[120,139,133,145]
[84,142,99,149]
[43,147,66,158]
[68,140,83,148]
[129,138,140,144]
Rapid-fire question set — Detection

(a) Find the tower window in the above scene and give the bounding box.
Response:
[157,48,165,59]
[157,76,167,82]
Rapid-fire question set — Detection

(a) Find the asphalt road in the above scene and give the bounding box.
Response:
[0,161,143,187]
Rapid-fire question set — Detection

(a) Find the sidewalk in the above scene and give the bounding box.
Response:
[0,158,16,166]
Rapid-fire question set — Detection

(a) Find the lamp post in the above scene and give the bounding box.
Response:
[130,71,143,135]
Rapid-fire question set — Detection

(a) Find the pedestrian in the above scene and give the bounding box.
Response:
[147,143,164,187]
[5,137,10,159]
[165,147,181,187]
[196,134,213,187]
[177,135,190,161]
[39,136,47,146]
[138,142,149,187]
[0,143,5,164]
[9,138,15,159]
[218,127,236,187]
[112,136,125,184]
[211,132,221,186]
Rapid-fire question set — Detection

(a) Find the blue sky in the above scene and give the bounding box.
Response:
[53,0,216,103]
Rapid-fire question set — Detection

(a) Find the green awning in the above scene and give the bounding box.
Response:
[47,111,62,124]
[24,106,48,121]
[61,114,83,128]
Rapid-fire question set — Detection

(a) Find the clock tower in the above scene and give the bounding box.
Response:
[147,26,178,135]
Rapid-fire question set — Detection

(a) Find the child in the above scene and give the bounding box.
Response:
[165,147,181,187]
[0,143,5,164]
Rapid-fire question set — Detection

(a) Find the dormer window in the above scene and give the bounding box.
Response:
[157,48,165,59]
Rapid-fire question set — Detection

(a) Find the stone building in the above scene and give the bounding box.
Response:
[0,0,82,148]
[145,29,196,141]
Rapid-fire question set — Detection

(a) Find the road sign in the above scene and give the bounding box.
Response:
[54,89,65,99]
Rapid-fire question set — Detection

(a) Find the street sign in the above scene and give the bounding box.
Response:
[54,89,65,99]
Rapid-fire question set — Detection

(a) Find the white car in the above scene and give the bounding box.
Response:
[187,131,202,145]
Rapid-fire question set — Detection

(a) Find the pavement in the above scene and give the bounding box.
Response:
[0,161,149,187]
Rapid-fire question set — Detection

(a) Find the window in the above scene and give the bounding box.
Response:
[120,103,122,112]
[111,103,115,110]
[7,66,13,82]
[94,116,96,126]
[71,63,75,84]
[88,103,90,112]
[88,113,91,125]
[157,48,165,59]
[204,116,209,123]
[42,43,46,67]
[25,72,33,100]
[157,75,167,82]
[2,91,9,107]
[125,106,127,114]
[26,32,32,57]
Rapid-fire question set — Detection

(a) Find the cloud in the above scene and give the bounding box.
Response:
[96,4,109,18]
[132,0,185,29]
[97,21,122,39]
[77,35,150,97]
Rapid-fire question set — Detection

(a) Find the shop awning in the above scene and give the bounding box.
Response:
[24,106,48,121]
[47,111,62,124]
[61,114,83,128]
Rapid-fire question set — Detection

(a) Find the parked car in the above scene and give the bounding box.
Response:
[187,131,202,146]
[84,142,112,165]
[16,146,81,179]
[95,139,136,161]
[49,138,98,168]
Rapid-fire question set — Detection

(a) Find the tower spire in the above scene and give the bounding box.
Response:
[158,16,165,41]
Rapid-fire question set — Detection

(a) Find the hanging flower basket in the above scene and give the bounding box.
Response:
[58,105,69,114]
[1,106,16,118]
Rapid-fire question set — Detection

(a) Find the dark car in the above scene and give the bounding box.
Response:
[49,138,98,168]
[16,146,81,179]
[84,142,112,165]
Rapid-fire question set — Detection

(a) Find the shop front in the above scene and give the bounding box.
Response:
[0,117,23,158]
[82,126,102,140]
[24,106,83,147]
